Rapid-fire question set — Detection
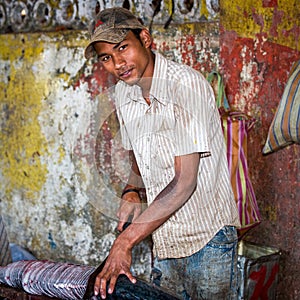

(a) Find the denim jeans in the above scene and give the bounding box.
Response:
[151,226,238,300]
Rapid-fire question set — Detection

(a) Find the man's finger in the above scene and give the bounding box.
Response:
[107,275,118,295]
[125,271,137,284]
[94,275,101,296]
[100,277,107,299]
[94,274,107,299]
[117,220,125,232]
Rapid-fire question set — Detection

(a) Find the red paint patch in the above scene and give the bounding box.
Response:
[220,33,299,115]
[249,263,279,299]
[175,34,218,72]
[178,35,197,67]
[262,0,278,8]
[74,62,116,99]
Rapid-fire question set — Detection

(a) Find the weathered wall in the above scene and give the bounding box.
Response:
[0,30,120,265]
[220,1,299,299]
[0,0,299,298]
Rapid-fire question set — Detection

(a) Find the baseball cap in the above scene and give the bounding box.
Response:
[84,7,145,59]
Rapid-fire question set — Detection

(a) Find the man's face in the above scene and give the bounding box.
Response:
[94,30,153,86]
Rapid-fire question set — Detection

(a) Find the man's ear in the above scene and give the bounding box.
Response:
[140,29,153,48]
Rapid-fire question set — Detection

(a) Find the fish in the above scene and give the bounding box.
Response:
[0,259,179,299]
[0,260,95,299]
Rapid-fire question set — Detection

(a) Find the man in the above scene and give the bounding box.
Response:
[85,7,241,300]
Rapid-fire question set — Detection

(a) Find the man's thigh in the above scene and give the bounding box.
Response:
[151,226,238,300]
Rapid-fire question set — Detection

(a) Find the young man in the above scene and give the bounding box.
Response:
[85,7,241,300]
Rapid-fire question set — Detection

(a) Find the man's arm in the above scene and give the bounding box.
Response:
[117,150,145,232]
[95,152,200,299]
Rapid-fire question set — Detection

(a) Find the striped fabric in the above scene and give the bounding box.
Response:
[115,53,240,259]
[0,215,12,266]
[221,112,261,236]
[263,60,300,154]
[207,71,261,236]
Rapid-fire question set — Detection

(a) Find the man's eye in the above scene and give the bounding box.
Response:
[119,44,127,51]
[100,55,110,62]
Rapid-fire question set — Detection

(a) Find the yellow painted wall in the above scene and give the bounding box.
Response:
[221,0,299,50]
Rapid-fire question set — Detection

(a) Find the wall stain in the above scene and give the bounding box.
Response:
[0,35,48,199]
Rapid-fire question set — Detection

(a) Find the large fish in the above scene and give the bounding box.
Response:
[0,260,94,299]
[0,259,178,299]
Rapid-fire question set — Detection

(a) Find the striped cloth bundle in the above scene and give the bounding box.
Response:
[263,60,300,154]
[0,215,12,266]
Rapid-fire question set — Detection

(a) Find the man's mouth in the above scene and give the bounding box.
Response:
[119,67,133,79]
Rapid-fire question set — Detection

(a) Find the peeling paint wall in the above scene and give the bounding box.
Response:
[220,1,299,299]
[0,31,116,265]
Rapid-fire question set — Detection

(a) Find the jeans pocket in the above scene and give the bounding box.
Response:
[150,267,163,287]
[208,226,237,248]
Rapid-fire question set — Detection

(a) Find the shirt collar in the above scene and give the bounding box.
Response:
[121,52,169,105]
[149,52,169,105]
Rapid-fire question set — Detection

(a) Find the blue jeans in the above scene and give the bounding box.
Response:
[151,226,238,300]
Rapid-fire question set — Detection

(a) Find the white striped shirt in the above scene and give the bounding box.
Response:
[115,53,240,259]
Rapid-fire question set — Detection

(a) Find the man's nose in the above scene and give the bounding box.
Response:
[114,55,125,69]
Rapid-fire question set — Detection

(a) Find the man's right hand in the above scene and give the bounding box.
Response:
[94,237,136,299]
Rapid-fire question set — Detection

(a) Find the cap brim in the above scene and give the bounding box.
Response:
[84,29,129,59]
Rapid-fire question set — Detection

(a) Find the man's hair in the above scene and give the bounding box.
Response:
[131,29,143,44]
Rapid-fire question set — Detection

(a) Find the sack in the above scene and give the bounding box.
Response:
[263,60,300,154]
[207,71,261,237]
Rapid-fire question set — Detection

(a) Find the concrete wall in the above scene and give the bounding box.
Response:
[0,0,299,298]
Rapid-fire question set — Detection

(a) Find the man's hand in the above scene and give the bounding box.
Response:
[117,191,142,232]
[94,239,136,299]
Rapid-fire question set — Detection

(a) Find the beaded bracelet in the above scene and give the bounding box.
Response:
[121,188,139,198]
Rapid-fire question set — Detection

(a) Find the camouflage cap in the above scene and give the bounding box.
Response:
[84,7,145,59]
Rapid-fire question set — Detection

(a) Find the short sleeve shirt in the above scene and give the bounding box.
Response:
[114,53,240,259]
